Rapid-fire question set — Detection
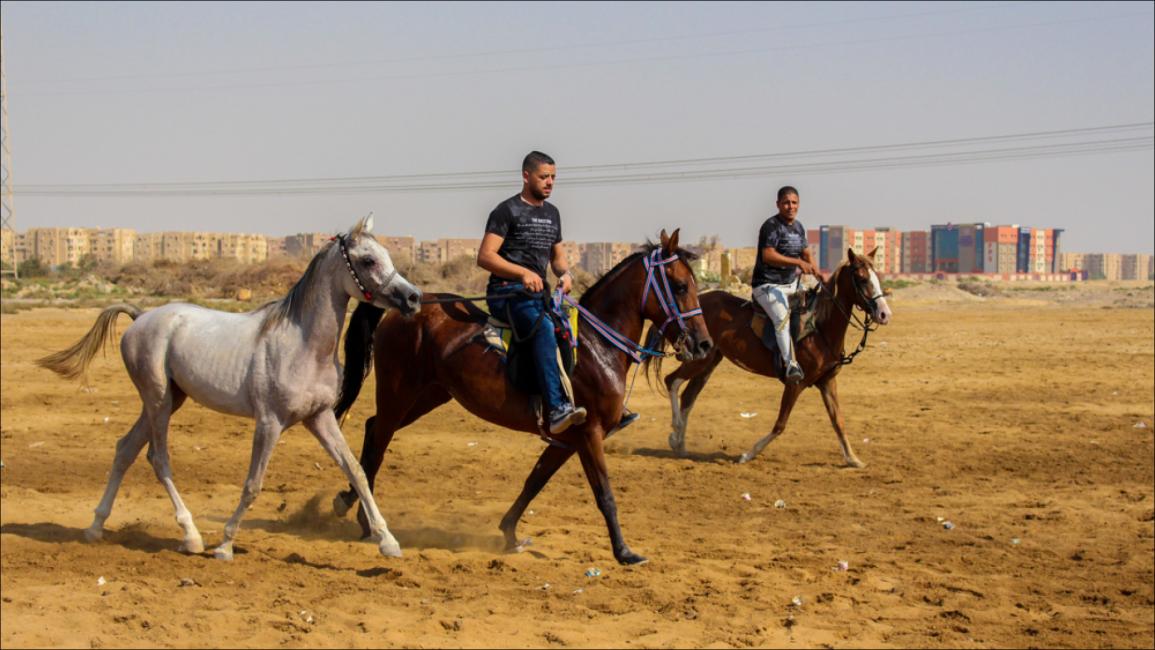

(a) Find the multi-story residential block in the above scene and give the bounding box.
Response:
[284,232,332,259]
[440,238,482,262]
[266,236,289,259]
[1084,253,1122,280]
[901,230,930,273]
[582,242,634,275]
[869,228,901,273]
[416,240,444,265]
[1058,252,1085,273]
[377,236,416,266]
[818,225,854,271]
[1121,254,1152,280]
[983,226,1019,275]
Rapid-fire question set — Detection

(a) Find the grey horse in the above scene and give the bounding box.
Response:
[38,215,421,560]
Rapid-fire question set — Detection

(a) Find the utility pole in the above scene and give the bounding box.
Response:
[1,24,17,279]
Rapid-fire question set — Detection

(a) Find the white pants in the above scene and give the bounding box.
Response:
[753,279,800,366]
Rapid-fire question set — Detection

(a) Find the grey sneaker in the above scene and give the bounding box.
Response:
[785,361,804,383]
[549,404,588,435]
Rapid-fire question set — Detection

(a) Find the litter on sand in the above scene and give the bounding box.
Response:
[1011,538,1021,545]
[585,568,602,578]
[835,560,849,572]
[774,499,787,509]
[1134,421,1149,429]
[741,492,752,501]
[739,412,758,419]
[791,595,803,607]
[96,576,106,586]
[942,521,955,530]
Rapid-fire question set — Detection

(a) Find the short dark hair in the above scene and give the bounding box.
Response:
[777,186,799,201]
[523,151,556,173]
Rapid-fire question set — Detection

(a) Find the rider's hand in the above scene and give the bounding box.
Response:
[521,271,544,293]
[798,260,819,277]
[557,271,573,294]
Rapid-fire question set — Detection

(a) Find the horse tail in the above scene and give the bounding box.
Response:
[36,303,144,380]
[335,301,385,421]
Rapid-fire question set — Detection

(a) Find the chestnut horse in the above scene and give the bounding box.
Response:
[334,229,712,565]
[660,248,892,467]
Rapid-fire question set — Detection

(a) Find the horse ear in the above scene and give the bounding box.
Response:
[364,213,375,234]
[847,247,857,263]
[667,228,680,253]
[659,229,670,250]
[866,246,878,261]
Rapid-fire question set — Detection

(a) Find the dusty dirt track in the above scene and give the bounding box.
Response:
[2,283,1153,648]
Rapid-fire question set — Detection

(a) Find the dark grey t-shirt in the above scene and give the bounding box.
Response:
[484,194,562,289]
[751,214,807,286]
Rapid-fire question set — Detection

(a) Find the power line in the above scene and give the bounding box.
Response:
[12,1,1032,87]
[14,9,1151,98]
[16,123,1153,197]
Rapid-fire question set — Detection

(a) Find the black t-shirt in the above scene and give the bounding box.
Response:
[484,194,562,289]
[751,214,807,287]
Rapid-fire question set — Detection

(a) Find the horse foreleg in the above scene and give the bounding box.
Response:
[670,352,722,455]
[738,382,804,464]
[499,444,576,552]
[214,418,283,561]
[304,410,402,558]
[577,427,646,565]
[334,416,380,519]
[818,377,866,468]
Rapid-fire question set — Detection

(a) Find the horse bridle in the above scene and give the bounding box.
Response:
[817,262,884,366]
[336,234,397,303]
[641,248,703,356]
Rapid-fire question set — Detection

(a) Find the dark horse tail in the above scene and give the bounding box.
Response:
[335,302,385,421]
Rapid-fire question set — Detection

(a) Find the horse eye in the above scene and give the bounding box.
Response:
[360,258,376,268]
[674,282,688,295]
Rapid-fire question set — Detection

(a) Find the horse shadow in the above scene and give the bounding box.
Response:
[0,521,204,556]
[629,447,743,463]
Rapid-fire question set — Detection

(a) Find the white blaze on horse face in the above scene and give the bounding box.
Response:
[867,269,892,325]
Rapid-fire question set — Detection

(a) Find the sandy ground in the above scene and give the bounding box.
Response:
[1,282,1153,648]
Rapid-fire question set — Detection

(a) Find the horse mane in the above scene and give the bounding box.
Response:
[258,238,337,334]
[579,241,699,307]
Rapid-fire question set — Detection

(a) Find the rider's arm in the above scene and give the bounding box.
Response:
[762,247,818,276]
[477,233,542,289]
[550,243,573,293]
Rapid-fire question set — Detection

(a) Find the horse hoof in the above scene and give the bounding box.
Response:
[737,452,751,464]
[213,545,234,561]
[378,538,403,558]
[181,537,205,555]
[84,527,104,543]
[332,493,352,518]
[616,551,649,566]
[847,458,867,469]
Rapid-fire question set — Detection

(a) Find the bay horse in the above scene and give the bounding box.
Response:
[37,215,422,560]
[333,229,712,565]
[660,247,892,467]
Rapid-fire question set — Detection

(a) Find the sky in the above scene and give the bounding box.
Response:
[2,1,1152,254]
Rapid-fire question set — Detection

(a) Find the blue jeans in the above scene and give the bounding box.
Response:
[487,282,568,415]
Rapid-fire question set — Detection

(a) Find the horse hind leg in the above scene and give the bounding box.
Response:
[86,412,149,543]
[738,382,804,464]
[499,443,576,552]
[143,384,204,554]
[668,351,722,455]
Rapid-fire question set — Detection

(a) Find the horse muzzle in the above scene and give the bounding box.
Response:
[388,286,423,317]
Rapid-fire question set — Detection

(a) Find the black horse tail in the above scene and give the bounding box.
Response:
[335,302,385,422]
